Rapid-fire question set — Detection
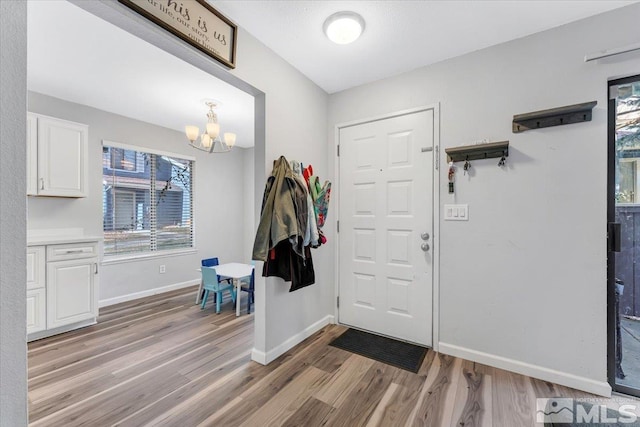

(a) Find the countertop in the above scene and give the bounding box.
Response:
[27,235,103,246]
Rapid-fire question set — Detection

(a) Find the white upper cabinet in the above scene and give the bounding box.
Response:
[28,113,89,198]
[27,113,38,196]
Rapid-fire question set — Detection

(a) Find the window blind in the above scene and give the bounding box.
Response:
[102,144,194,256]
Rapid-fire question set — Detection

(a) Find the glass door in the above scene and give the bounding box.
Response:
[609,75,640,397]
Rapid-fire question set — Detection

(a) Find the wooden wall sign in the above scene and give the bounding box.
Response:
[118,0,237,68]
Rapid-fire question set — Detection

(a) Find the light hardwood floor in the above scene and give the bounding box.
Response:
[27,287,631,426]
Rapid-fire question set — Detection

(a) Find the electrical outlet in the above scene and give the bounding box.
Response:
[159,265,166,274]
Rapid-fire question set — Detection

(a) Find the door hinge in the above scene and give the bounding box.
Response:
[337,220,339,233]
[435,145,439,170]
[337,144,340,157]
[337,296,339,308]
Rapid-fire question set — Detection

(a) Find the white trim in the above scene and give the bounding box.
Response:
[28,318,97,342]
[585,42,640,62]
[98,279,199,307]
[251,315,335,365]
[101,248,197,265]
[102,139,197,161]
[439,342,612,397]
[27,111,85,128]
[336,105,440,129]
[432,104,441,352]
[250,348,267,365]
[333,124,341,324]
[334,103,441,351]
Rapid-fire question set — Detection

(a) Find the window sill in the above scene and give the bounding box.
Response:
[101,248,198,266]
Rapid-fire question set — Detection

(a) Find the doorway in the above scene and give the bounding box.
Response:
[337,107,438,346]
[609,74,640,397]
[25,0,267,423]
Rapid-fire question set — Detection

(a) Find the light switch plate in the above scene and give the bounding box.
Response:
[444,204,469,221]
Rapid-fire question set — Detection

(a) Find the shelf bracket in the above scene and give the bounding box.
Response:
[512,101,597,133]
[444,141,509,163]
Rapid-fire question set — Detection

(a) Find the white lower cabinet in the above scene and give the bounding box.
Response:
[47,258,97,329]
[27,239,99,340]
[27,246,45,290]
[26,288,46,334]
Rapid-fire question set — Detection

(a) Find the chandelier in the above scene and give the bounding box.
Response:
[185,101,237,153]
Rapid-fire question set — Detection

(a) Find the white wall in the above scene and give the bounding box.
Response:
[328,4,640,395]
[228,31,333,354]
[27,92,248,302]
[243,147,255,261]
[0,1,28,425]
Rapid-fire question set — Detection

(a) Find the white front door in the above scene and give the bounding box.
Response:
[338,109,434,346]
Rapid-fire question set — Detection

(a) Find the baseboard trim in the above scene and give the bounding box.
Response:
[28,318,97,342]
[439,342,612,397]
[251,348,267,365]
[99,279,199,308]
[251,314,335,366]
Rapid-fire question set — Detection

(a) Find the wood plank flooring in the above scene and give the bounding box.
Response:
[27,287,632,426]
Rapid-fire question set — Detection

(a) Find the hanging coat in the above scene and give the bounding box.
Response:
[263,240,315,292]
[309,176,331,229]
[252,156,306,261]
[291,160,319,247]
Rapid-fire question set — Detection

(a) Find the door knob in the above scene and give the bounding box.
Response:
[421,243,430,252]
[421,232,430,241]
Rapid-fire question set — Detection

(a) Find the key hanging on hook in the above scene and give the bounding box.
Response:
[447,161,455,193]
[498,151,506,167]
[463,156,471,175]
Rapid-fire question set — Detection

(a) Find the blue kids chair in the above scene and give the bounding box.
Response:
[241,268,255,314]
[200,267,236,314]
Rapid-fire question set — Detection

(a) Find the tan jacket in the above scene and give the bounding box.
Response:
[252,156,307,261]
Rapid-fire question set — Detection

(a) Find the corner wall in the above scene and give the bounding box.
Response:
[69,0,333,362]
[243,147,255,261]
[328,4,640,395]
[229,29,333,354]
[0,1,28,425]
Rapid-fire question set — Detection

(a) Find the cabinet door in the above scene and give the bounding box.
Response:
[37,116,88,197]
[27,288,46,334]
[27,113,38,196]
[27,246,46,290]
[47,258,97,329]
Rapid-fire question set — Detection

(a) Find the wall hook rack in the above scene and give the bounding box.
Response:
[512,101,597,133]
[445,141,509,163]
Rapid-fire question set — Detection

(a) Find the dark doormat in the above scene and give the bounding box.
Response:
[329,328,428,373]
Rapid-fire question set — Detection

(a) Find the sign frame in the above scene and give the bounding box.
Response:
[118,0,237,69]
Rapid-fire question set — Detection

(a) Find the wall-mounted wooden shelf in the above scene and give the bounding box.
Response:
[445,141,509,163]
[512,101,597,133]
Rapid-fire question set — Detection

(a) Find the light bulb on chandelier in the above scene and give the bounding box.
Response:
[185,101,237,153]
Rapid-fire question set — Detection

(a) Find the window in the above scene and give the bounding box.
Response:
[106,147,143,172]
[102,142,194,257]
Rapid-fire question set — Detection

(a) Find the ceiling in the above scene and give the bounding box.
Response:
[27,1,636,145]
[27,0,255,148]
[211,0,637,93]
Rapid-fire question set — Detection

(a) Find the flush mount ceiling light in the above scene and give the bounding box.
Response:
[185,101,237,153]
[323,11,365,45]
